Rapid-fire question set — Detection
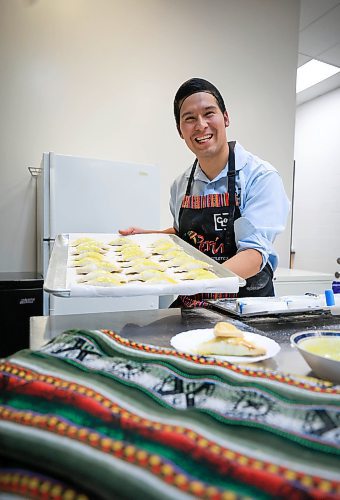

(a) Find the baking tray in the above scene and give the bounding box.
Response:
[44,233,246,298]
[206,297,331,318]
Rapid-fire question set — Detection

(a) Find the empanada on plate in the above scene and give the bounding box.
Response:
[196,336,266,356]
[213,322,244,338]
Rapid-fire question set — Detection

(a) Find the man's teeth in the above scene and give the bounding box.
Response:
[196,134,212,143]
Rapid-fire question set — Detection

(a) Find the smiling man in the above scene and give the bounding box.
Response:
[120,78,290,307]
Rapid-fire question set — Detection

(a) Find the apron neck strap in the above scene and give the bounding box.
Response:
[227,141,236,207]
[185,158,198,196]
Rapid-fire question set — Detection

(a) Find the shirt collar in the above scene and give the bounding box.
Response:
[189,141,248,182]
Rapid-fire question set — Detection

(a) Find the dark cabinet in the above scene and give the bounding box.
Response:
[0,272,43,357]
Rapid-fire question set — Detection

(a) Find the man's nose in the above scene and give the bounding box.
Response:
[195,115,208,130]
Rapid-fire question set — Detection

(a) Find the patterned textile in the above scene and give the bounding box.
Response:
[1,329,339,499]
[180,293,237,308]
[181,193,239,209]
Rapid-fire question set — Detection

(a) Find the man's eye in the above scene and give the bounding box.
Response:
[205,111,214,117]
[185,116,195,122]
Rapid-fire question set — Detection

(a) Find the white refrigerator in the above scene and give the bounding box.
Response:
[36,152,160,315]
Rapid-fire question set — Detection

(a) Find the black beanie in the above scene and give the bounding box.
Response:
[174,78,226,132]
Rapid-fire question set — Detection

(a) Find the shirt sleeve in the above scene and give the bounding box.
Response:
[169,179,179,231]
[169,171,189,231]
[234,169,290,270]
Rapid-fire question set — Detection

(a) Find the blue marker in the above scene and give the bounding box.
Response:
[325,289,335,307]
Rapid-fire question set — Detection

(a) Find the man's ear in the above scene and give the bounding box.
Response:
[224,111,230,127]
[178,126,184,139]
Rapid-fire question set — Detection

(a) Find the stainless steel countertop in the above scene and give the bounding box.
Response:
[30,307,340,378]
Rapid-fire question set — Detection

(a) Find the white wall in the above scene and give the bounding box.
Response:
[0,0,299,272]
[293,87,340,276]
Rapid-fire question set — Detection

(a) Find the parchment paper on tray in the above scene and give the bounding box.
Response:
[44,233,245,298]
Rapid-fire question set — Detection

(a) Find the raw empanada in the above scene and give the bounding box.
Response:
[175,259,212,271]
[73,252,105,262]
[136,269,167,281]
[70,243,108,255]
[123,258,165,273]
[77,270,113,283]
[71,256,105,266]
[145,276,178,285]
[182,269,217,280]
[75,261,120,274]
[151,240,180,253]
[71,237,99,247]
[109,236,133,246]
[87,275,126,286]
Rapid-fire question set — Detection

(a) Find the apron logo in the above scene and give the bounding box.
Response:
[213,213,229,231]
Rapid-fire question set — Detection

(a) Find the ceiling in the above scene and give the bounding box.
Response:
[297,0,340,105]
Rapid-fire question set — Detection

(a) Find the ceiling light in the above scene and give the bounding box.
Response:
[296,59,340,93]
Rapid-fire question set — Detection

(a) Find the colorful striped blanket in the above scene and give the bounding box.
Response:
[1,328,339,499]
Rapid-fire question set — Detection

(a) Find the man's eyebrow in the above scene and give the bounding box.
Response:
[181,105,218,118]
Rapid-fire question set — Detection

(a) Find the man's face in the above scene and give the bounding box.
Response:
[179,92,229,160]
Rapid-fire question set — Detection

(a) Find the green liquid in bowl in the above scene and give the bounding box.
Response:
[300,337,340,361]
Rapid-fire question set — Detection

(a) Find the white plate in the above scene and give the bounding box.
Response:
[170,329,280,363]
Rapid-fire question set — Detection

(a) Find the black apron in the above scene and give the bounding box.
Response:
[171,141,274,308]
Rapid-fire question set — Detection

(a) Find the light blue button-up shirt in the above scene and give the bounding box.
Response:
[169,142,290,271]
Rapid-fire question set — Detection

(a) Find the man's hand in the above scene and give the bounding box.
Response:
[118,227,150,235]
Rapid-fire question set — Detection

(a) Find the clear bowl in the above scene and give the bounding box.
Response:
[290,330,340,383]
